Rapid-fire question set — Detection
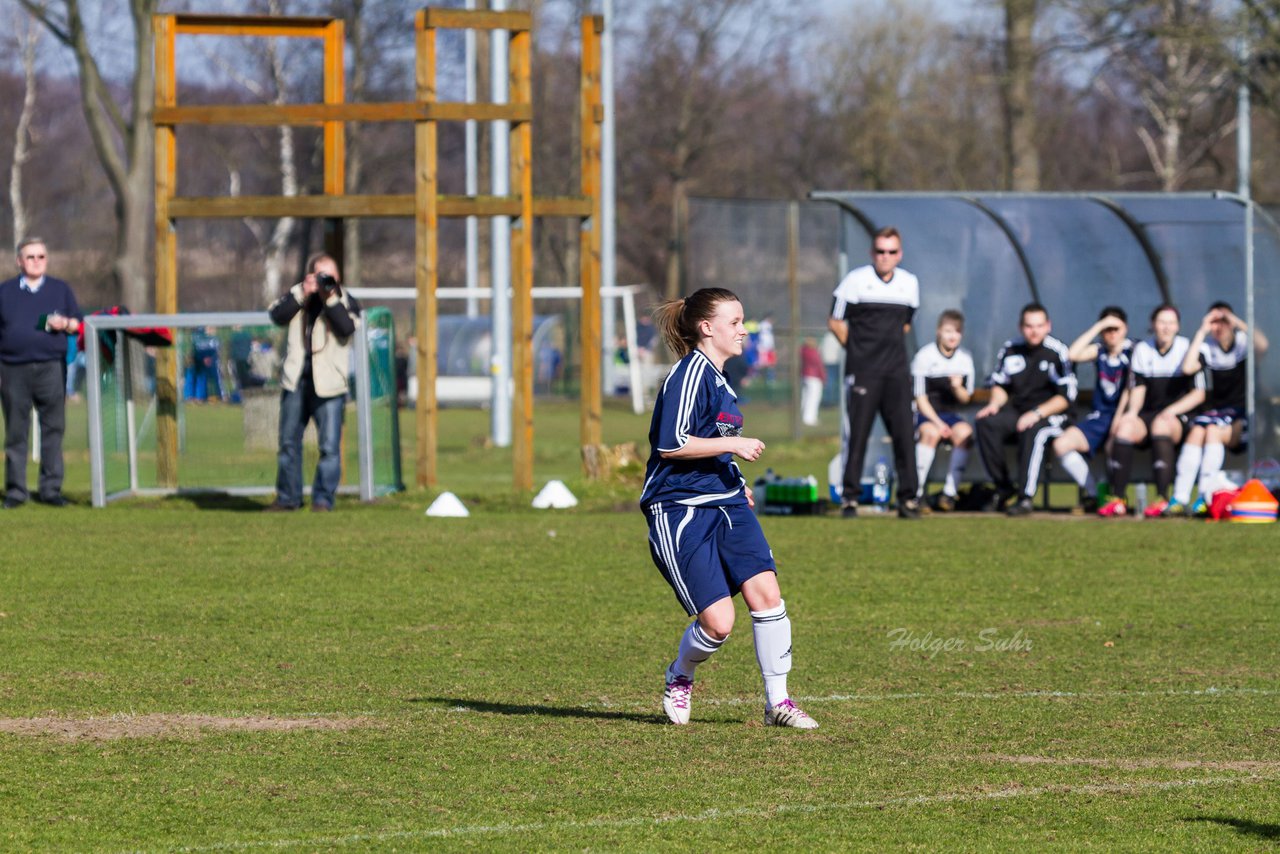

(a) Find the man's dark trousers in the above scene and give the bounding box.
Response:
[975,406,1057,498]
[841,371,918,502]
[1,360,67,503]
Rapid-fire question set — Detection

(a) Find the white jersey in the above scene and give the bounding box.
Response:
[1130,335,1204,414]
[911,342,975,413]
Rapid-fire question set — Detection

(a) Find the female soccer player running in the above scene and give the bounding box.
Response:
[641,288,818,729]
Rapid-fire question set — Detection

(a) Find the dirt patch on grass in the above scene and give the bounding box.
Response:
[981,753,1280,773]
[0,714,372,741]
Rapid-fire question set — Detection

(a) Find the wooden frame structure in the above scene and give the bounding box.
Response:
[153,9,604,491]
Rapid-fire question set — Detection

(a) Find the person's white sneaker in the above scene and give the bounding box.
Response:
[662,672,694,725]
[764,698,819,729]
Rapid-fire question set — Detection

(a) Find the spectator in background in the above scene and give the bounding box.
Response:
[800,336,825,427]
[185,326,225,403]
[975,303,1077,516]
[1164,301,1268,516]
[828,225,921,519]
[1050,307,1132,514]
[0,237,83,509]
[756,315,777,390]
[65,333,84,401]
[265,252,361,513]
[910,309,975,512]
[1099,305,1203,517]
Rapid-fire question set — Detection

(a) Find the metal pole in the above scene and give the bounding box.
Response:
[788,201,802,441]
[1246,199,1256,475]
[1239,20,1256,474]
[490,0,512,447]
[355,317,375,501]
[465,0,480,319]
[600,0,617,398]
[85,321,105,507]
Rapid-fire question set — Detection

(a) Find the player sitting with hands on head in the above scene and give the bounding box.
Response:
[1163,301,1268,517]
[641,287,818,730]
[910,309,975,511]
[1050,307,1132,514]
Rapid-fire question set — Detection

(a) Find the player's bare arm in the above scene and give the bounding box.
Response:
[662,435,765,463]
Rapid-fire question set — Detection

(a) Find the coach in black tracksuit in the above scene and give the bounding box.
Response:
[975,302,1077,516]
[828,226,921,519]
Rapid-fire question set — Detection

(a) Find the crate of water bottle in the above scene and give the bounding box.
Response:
[755,470,826,516]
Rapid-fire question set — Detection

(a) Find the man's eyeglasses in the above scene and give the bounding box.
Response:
[873,248,900,256]
[22,254,46,261]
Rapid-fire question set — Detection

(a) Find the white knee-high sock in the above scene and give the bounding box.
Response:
[1198,442,1226,497]
[915,443,936,497]
[751,600,792,708]
[1059,450,1091,489]
[944,446,969,497]
[1172,444,1203,504]
[670,620,725,681]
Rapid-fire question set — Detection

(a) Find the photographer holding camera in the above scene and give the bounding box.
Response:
[265,252,362,512]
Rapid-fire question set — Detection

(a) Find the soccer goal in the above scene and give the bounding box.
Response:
[83,307,402,507]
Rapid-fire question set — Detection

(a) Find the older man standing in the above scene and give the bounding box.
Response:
[0,238,83,509]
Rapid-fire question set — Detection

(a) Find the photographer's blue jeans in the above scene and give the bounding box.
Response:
[276,380,345,509]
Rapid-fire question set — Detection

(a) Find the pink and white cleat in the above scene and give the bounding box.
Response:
[764,698,819,729]
[662,672,693,725]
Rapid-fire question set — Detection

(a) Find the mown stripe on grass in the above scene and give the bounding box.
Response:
[171,773,1277,851]
[433,685,1280,716]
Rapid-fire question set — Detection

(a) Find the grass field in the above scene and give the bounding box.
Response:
[3,401,1279,850]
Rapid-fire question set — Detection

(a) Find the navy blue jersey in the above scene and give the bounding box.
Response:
[640,348,748,510]
[1091,342,1132,416]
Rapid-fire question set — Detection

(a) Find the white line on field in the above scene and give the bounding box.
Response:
[168,773,1276,852]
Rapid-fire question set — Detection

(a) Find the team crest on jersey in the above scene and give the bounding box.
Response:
[1004,355,1026,374]
[716,411,743,437]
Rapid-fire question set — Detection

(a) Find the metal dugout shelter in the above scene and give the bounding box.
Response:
[153,10,604,492]
[810,191,1280,469]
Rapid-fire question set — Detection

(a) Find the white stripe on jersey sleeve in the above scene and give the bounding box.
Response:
[660,352,708,453]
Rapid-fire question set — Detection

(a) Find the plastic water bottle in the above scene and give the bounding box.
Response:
[1134,483,1148,514]
[872,457,891,512]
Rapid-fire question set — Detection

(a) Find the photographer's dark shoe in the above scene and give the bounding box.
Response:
[36,495,70,507]
[1005,497,1035,517]
[264,502,299,513]
[2,497,25,510]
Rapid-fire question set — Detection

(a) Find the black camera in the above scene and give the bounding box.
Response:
[316,272,339,294]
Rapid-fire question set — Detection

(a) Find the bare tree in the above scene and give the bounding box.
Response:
[1070,0,1236,189]
[1004,0,1042,190]
[17,0,156,309]
[8,7,42,245]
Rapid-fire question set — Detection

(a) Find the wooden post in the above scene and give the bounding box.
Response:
[415,11,439,488]
[579,15,604,459]
[323,19,346,268]
[788,200,802,441]
[154,14,179,488]
[510,27,535,491]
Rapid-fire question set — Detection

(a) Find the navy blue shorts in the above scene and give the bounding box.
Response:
[1192,407,1249,449]
[914,411,966,432]
[1075,410,1114,455]
[646,502,775,616]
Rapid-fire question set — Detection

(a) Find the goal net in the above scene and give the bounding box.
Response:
[83,308,402,507]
